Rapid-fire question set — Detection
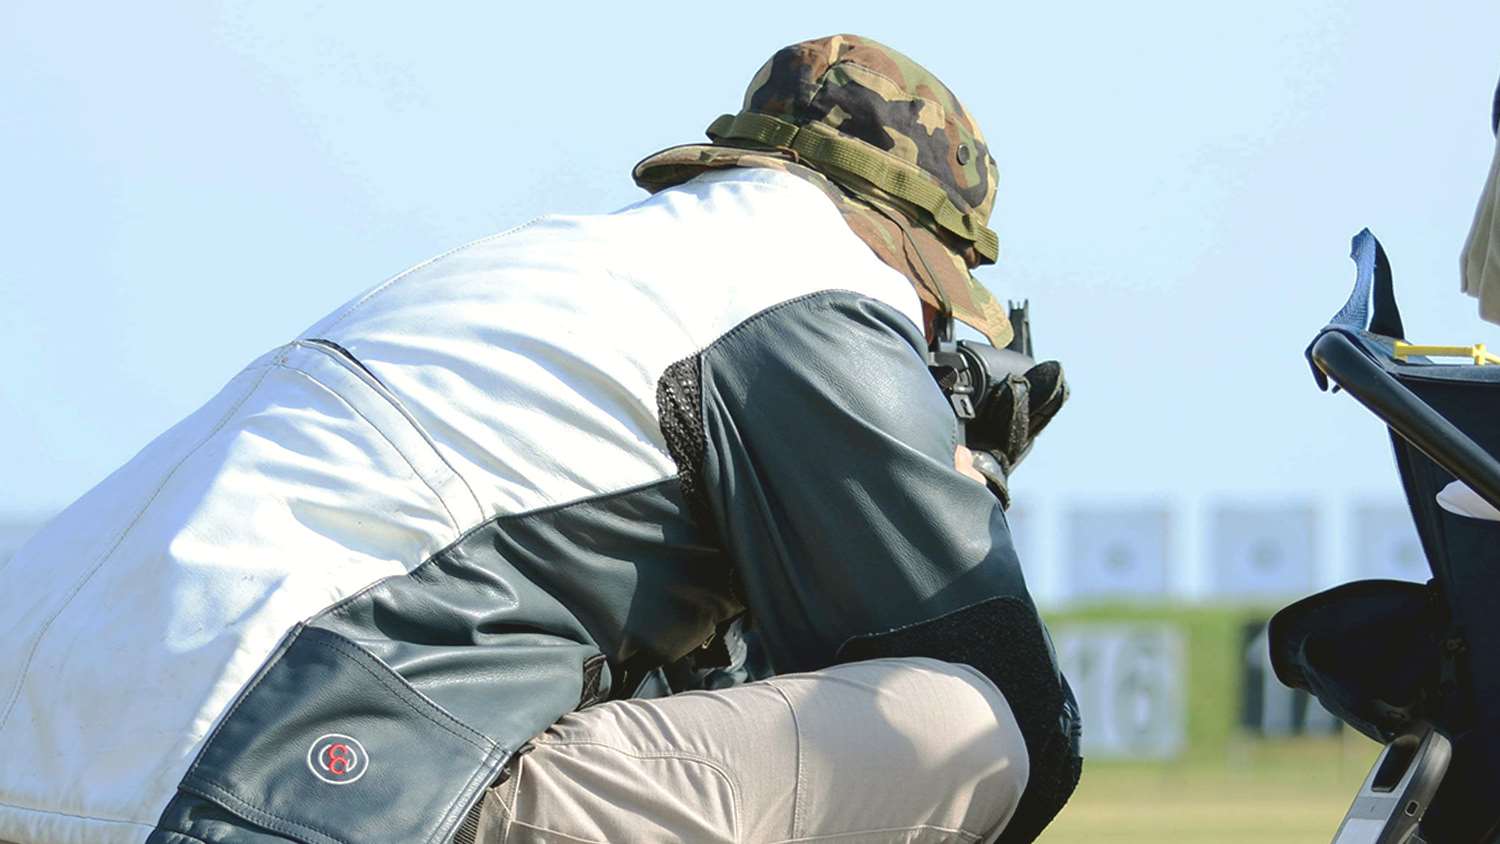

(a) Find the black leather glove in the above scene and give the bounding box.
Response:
[967,360,1069,508]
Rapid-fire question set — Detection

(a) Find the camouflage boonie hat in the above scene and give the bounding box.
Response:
[634,34,1012,346]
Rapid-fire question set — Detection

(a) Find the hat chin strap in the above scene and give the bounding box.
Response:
[707,111,999,264]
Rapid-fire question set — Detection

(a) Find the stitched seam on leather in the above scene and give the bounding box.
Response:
[301,629,495,751]
[696,291,939,435]
[182,779,344,844]
[272,362,463,533]
[699,290,868,353]
[315,475,680,622]
[0,358,282,741]
[181,627,494,791]
[178,628,508,844]
[314,219,544,335]
[0,800,158,830]
[180,628,299,784]
[293,339,485,523]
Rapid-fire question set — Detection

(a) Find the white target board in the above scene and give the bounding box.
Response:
[1350,503,1428,582]
[1063,506,1170,602]
[1207,505,1317,601]
[1054,623,1185,759]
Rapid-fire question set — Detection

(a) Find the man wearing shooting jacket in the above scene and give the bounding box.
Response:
[0,35,1080,844]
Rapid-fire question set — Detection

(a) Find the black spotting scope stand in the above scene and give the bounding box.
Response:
[1309,331,1500,844]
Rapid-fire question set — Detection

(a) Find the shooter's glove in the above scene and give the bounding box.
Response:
[967,360,1069,508]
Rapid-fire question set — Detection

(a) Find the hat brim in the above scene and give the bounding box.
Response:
[634,144,1013,348]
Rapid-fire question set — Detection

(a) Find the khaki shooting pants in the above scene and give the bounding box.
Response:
[473,657,1029,844]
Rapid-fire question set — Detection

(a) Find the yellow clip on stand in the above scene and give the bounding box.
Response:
[1392,341,1500,366]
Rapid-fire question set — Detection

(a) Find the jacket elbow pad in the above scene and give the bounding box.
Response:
[836,596,1082,843]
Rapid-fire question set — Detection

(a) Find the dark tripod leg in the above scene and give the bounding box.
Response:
[1331,725,1451,844]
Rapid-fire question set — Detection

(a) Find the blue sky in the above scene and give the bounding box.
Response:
[3,2,1499,517]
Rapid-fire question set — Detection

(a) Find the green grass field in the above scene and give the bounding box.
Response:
[1042,735,1380,842]
[1039,604,1383,842]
